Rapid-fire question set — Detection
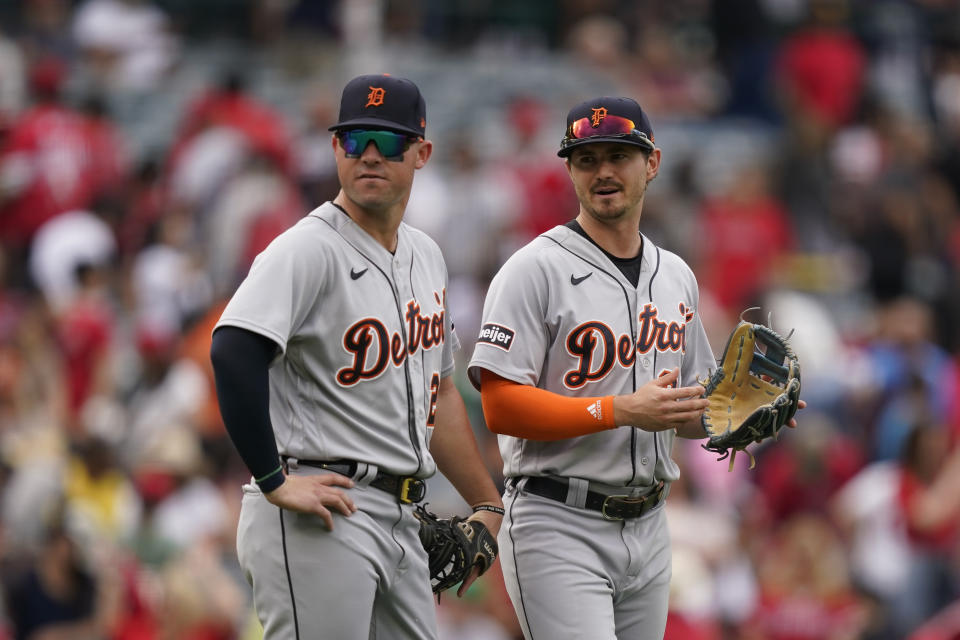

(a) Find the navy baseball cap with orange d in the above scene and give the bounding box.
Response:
[329,73,426,137]
[558,96,655,157]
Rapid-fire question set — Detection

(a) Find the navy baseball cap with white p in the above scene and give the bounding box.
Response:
[329,74,426,137]
[558,96,655,157]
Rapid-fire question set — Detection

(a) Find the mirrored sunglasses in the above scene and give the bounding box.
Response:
[338,129,418,161]
[564,114,654,151]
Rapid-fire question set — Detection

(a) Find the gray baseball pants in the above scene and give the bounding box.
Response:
[499,481,672,640]
[236,467,438,640]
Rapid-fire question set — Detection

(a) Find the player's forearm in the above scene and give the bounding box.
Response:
[430,376,502,509]
[210,326,286,492]
[480,370,615,440]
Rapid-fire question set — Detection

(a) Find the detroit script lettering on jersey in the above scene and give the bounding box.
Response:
[564,302,693,389]
[337,291,446,386]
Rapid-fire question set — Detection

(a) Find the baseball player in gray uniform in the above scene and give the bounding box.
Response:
[468,97,715,640]
[210,74,503,640]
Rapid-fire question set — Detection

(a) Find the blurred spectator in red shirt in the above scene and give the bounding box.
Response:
[892,423,960,635]
[55,261,114,433]
[741,513,870,640]
[497,95,578,244]
[168,70,293,179]
[0,59,94,254]
[664,611,722,640]
[79,94,130,203]
[696,163,793,312]
[754,415,863,524]
[774,0,867,132]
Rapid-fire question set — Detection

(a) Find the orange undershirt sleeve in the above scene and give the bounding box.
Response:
[479,370,617,441]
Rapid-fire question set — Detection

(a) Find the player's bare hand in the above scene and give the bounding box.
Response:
[264,474,358,529]
[613,367,708,432]
[786,399,807,429]
[457,509,502,598]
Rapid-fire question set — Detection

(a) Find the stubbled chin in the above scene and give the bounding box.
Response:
[354,180,389,197]
[592,194,622,207]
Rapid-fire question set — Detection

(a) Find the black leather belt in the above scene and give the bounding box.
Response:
[286,458,426,504]
[522,476,666,521]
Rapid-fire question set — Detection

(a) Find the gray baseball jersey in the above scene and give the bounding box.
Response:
[219,201,459,639]
[217,201,459,477]
[469,225,714,640]
[468,225,714,486]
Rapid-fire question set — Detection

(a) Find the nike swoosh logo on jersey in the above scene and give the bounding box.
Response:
[350,267,369,280]
[570,272,593,285]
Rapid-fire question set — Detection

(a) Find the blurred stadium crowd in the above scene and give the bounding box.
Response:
[1,0,960,638]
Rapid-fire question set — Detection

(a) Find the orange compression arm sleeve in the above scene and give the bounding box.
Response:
[479,370,616,441]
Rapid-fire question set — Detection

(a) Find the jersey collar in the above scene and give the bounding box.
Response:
[311,202,412,271]
[544,224,656,275]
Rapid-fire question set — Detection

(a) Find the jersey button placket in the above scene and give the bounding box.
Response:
[394,260,409,298]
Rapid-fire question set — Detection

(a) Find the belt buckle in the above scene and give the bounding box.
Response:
[601,494,647,521]
[398,477,425,504]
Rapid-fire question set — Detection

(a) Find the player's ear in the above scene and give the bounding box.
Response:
[413,139,433,169]
[646,148,661,181]
[331,133,340,154]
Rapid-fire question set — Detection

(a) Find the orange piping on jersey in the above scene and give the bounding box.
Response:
[479,370,616,441]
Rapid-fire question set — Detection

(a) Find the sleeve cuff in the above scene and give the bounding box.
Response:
[255,465,285,493]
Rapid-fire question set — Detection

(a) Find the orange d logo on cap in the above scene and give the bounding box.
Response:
[366,86,385,107]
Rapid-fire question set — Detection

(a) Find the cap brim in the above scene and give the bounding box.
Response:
[329,117,422,137]
[557,136,654,157]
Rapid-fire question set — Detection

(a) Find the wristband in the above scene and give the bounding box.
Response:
[472,504,505,515]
